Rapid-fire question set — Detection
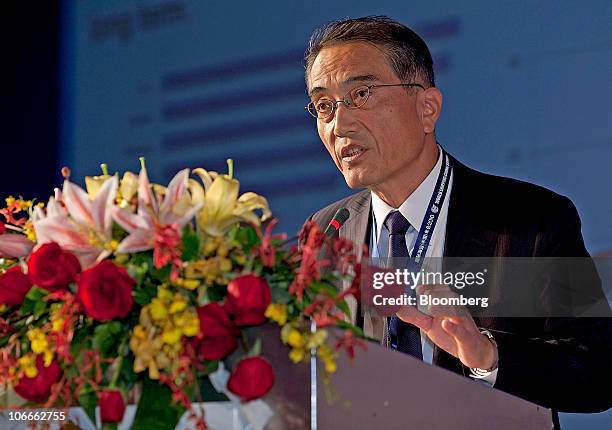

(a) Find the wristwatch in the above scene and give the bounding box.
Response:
[469,329,499,378]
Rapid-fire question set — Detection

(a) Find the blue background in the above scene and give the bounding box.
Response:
[3,1,611,427]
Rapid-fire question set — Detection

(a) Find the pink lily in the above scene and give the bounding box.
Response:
[32,177,118,268]
[0,232,34,258]
[111,167,201,275]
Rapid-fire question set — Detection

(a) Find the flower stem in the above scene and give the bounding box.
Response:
[100,163,109,176]
[240,332,250,353]
[139,157,146,170]
[109,339,127,388]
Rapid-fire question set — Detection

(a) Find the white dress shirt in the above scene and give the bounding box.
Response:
[369,147,498,385]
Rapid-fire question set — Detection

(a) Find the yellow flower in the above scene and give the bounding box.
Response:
[173,312,200,337]
[133,324,147,340]
[43,350,53,367]
[324,358,337,373]
[157,286,173,301]
[287,329,305,348]
[265,304,288,326]
[18,200,32,211]
[24,222,36,242]
[173,277,200,290]
[85,172,112,200]
[289,348,306,363]
[18,355,38,378]
[191,162,271,237]
[150,298,168,321]
[162,328,182,345]
[27,328,49,354]
[52,317,65,332]
[318,345,337,374]
[5,196,16,207]
[307,329,328,349]
[169,297,187,314]
[118,171,139,203]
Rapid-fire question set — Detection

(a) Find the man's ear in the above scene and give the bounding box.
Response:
[418,87,443,134]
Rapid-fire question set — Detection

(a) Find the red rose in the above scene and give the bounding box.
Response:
[76,261,135,321]
[14,356,61,404]
[99,389,126,423]
[224,275,271,326]
[0,266,33,307]
[194,302,238,360]
[28,242,81,292]
[227,356,275,401]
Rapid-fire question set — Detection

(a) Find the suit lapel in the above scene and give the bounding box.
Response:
[339,190,372,257]
[443,158,498,258]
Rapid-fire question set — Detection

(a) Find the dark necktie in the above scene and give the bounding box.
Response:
[384,211,423,360]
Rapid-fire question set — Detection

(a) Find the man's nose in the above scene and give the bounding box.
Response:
[332,102,357,138]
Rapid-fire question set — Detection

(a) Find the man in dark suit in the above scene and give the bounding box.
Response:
[304,16,611,426]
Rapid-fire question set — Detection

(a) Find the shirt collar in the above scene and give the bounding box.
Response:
[371,146,443,241]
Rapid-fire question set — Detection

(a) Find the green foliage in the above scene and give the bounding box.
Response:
[231,225,260,252]
[181,225,200,261]
[248,337,262,357]
[19,287,49,319]
[309,281,337,297]
[199,376,229,402]
[132,378,185,430]
[269,281,291,304]
[206,284,227,302]
[77,385,98,426]
[151,263,171,282]
[93,322,123,357]
[133,281,158,306]
[335,299,351,319]
[335,320,364,337]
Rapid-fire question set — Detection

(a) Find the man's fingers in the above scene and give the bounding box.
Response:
[441,318,471,343]
[396,306,433,331]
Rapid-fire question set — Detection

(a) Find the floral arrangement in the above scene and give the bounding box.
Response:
[0,159,365,429]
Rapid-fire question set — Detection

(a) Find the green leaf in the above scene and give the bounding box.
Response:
[200,360,219,375]
[19,287,49,315]
[117,354,138,388]
[131,378,185,430]
[93,322,123,357]
[248,337,262,357]
[71,325,91,357]
[232,226,260,252]
[309,281,338,297]
[199,375,229,402]
[151,264,171,282]
[133,281,158,305]
[335,299,351,319]
[78,385,98,426]
[269,283,291,304]
[206,285,227,302]
[335,320,364,337]
[181,225,200,261]
[127,261,149,284]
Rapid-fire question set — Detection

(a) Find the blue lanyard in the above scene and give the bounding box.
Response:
[375,149,452,349]
[372,149,452,272]
[411,148,452,269]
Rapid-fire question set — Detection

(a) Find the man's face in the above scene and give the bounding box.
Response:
[308,42,430,192]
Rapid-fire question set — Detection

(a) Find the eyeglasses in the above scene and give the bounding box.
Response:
[305,83,425,120]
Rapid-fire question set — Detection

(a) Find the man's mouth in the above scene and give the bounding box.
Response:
[340,146,367,163]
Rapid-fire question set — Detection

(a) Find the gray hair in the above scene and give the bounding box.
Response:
[304,16,435,89]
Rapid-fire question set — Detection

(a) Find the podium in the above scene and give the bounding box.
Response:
[260,327,552,430]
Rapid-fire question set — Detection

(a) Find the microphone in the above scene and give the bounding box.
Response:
[323,208,350,237]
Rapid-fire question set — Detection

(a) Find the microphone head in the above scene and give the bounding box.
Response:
[324,208,350,237]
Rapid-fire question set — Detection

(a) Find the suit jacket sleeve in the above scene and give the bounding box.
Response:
[492,196,612,412]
